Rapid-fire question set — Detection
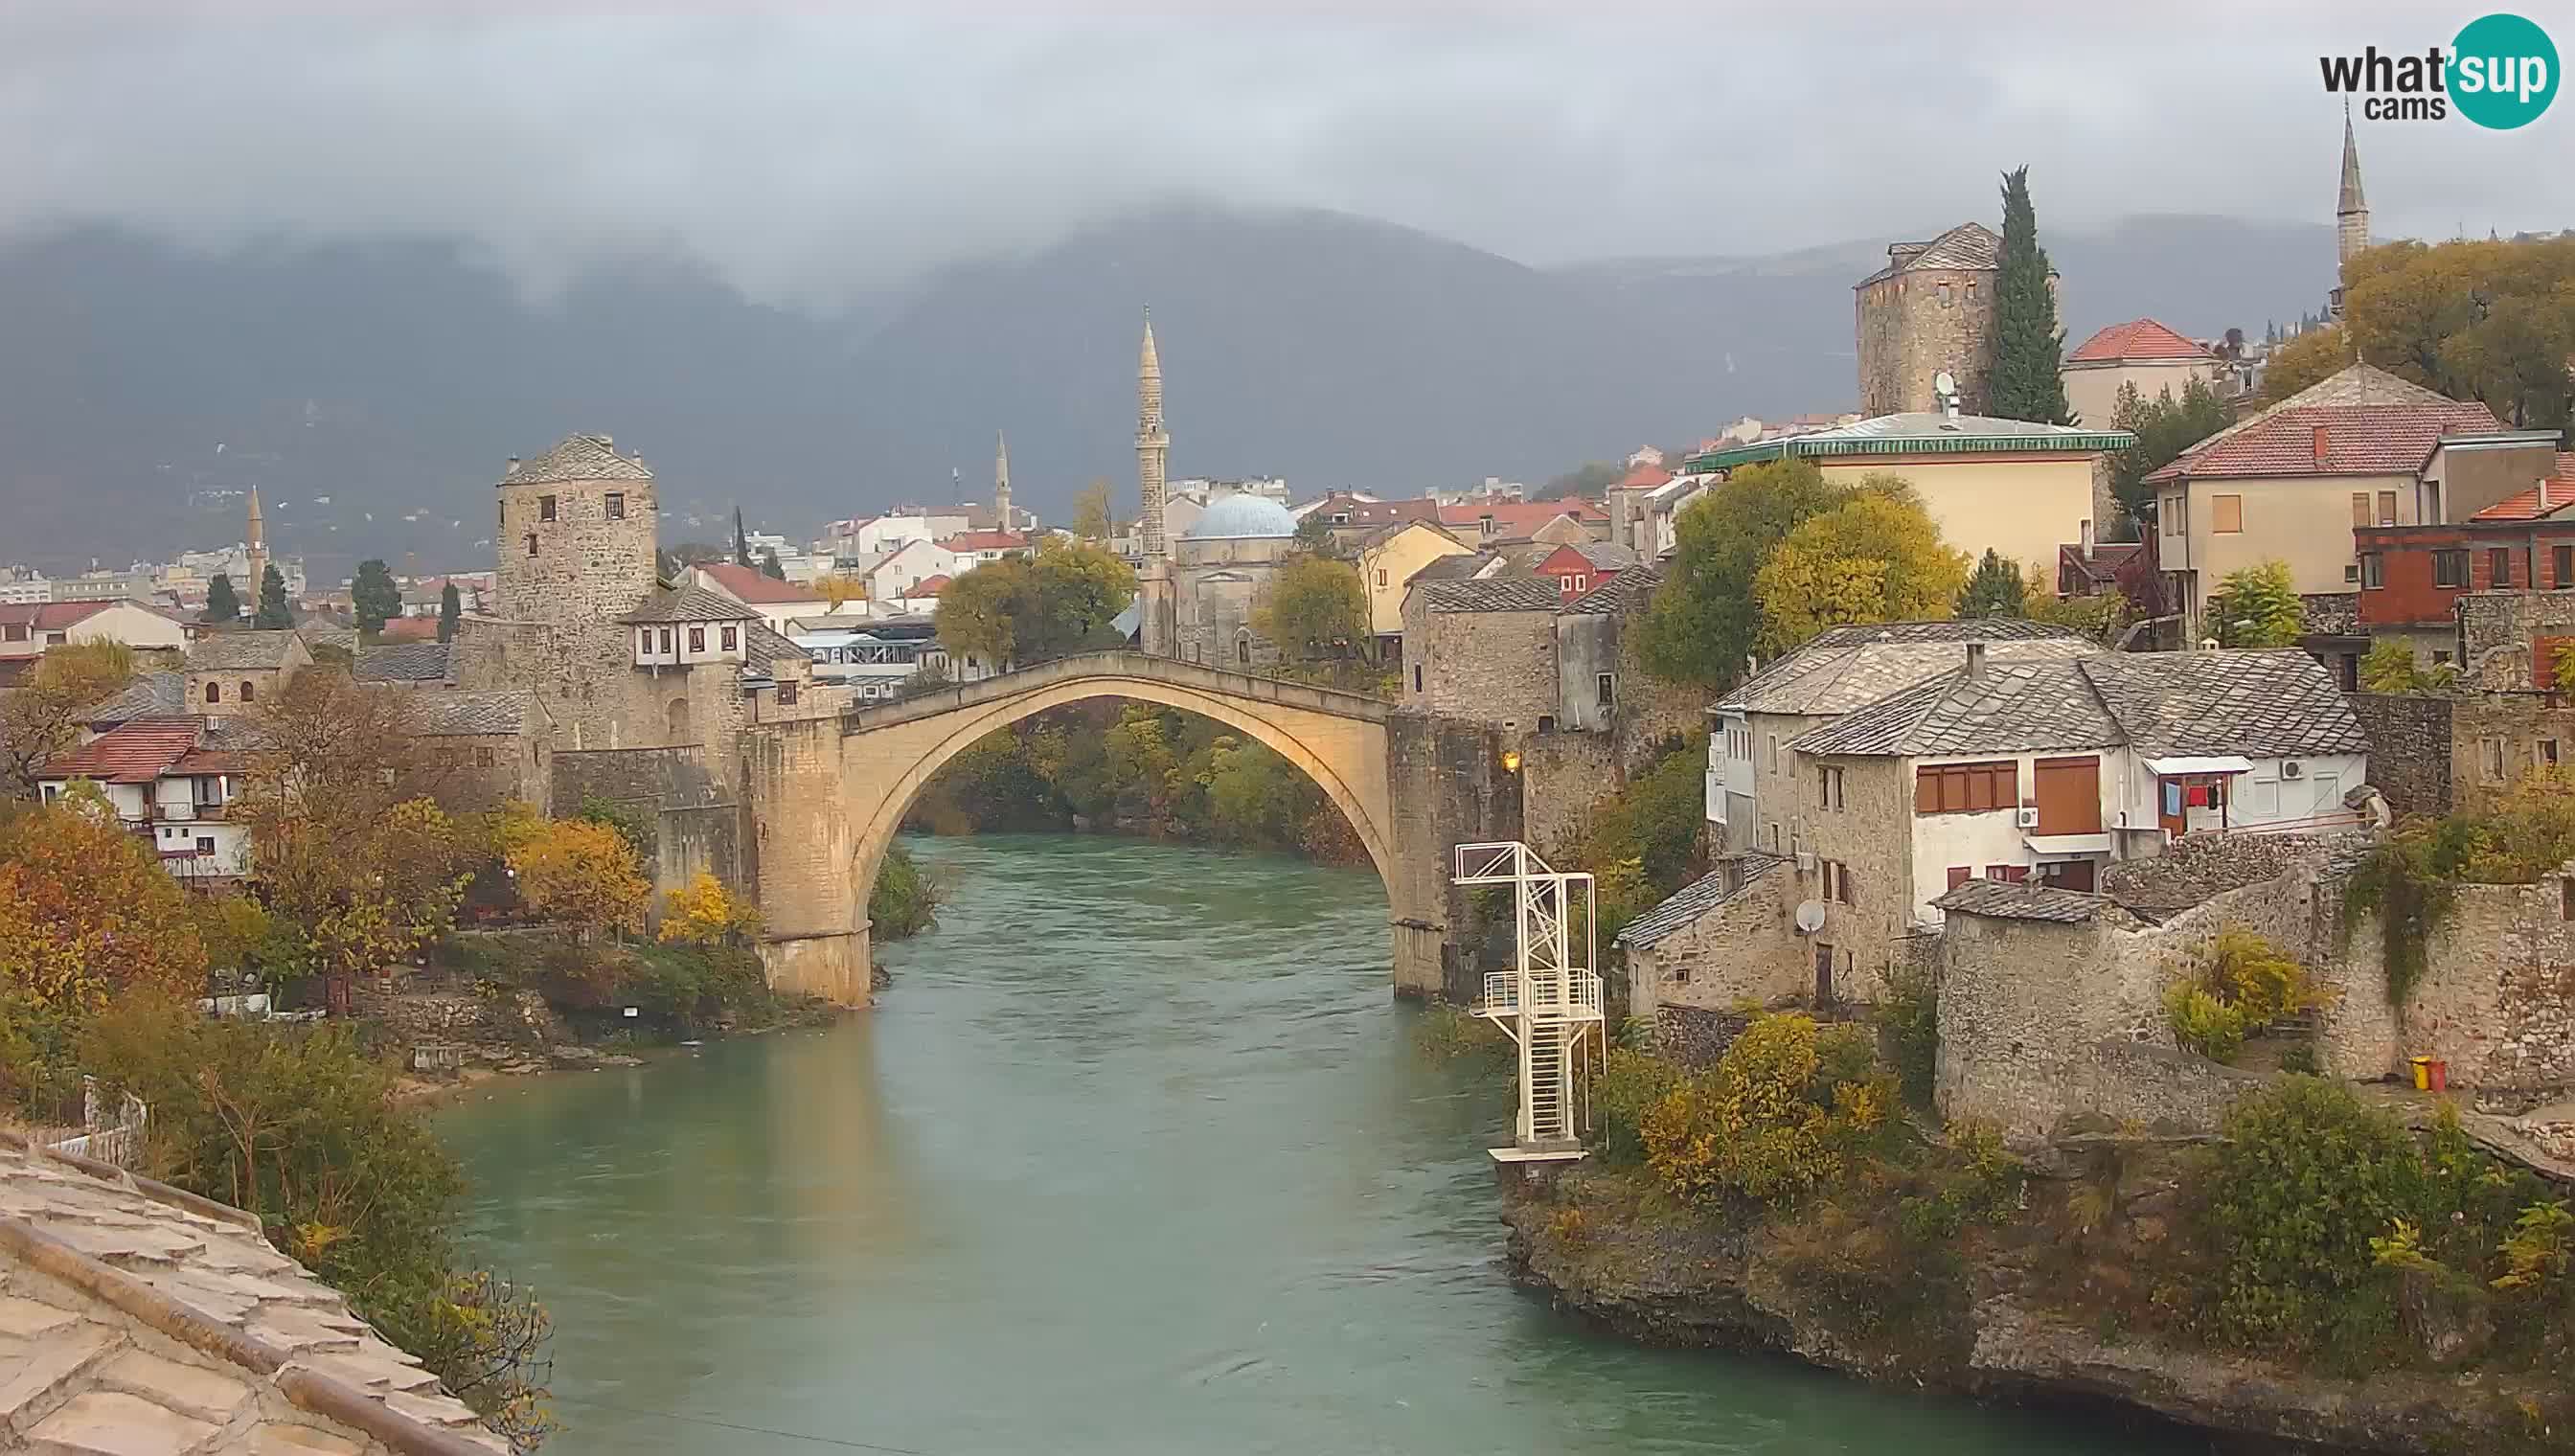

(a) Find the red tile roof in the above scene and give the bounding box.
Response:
[2066,318,2211,364]
[376,616,440,642]
[0,602,111,632]
[2144,400,2501,484]
[696,561,824,604]
[2469,453,2575,522]
[938,531,1030,553]
[909,575,951,597]
[1436,498,1608,533]
[38,717,207,785]
[1615,463,1674,490]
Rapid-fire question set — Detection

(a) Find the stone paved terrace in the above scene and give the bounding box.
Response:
[0,1136,505,1455]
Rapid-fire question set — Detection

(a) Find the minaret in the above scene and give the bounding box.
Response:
[244,485,269,606]
[2333,103,2369,317]
[994,430,1014,532]
[1137,310,1170,560]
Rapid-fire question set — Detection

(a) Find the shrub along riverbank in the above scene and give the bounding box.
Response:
[1511,1014,2574,1452]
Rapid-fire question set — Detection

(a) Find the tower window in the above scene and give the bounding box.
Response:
[525,534,537,557]
[205,681,220,704]
[239,680,255,702]
[606,492,626,520]
[539,495,558,522]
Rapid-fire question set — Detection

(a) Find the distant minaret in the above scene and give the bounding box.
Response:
[244,485,269,604]
[2333,103,2369,318]
[994,430,1014,532]
[1137,309,1170,560]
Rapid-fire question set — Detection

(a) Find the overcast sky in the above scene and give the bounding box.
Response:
[2,2,2565,310]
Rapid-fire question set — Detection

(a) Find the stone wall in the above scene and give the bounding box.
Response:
[1385,712,1522,1000]
[1857,267,1997,418]
[1795,752,1915,998]
[1653,1003,1754,1069]
[1401,595,1559,731]
[2459,590,2575,691]
[1627,863,1808,1018]
[2347,693,2453,817]
[1520,728,1621,854]
[2446,692,2575,816]
[350,975,566,1049]
[739,715,866,1006]
[2323,879,2575,1090]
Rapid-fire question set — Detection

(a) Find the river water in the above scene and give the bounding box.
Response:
[436,833,2188,1456]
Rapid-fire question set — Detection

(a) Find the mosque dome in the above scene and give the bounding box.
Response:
[1182,493,1298,541]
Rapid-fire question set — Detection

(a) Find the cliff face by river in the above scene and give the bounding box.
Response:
[1499,1154,2569,1456]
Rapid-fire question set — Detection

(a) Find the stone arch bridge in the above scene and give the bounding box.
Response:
[735,651,1517,1006]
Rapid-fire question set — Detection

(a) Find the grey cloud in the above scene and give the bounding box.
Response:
[0,2,2560,309]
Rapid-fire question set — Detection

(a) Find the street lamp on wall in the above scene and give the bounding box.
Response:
[1500,748,1521,773]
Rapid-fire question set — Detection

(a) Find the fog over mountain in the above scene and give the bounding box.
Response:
[1,207,2338,575]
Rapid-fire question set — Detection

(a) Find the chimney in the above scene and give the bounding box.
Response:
[1966,642,1987,680]
[2541,475,2552,512]
[2080,517,2096,559]
[2312,423,2330,464]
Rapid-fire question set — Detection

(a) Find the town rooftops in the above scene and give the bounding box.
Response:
[500,433,653,486]
[2065,318,2213,365]
[1929,877,2108,923]
[404,690,536,737]
[1310,495,1438,528]
[1435,498,1608,534]
[1854,221,2000,287]
[185,629,304,671]
[354,641,455,684]
[2468,453,2575,522]
[1689,412,2135,472]
[2143,364,2496,485]
[1560,540,1639,571]
[695,561,823,604]
[941,529,1035,552]
[1562,561,1664,616]
[1416,576,1565,614]
[1714,619,2092,717]
[1614,463,1675,491]
[1791,647,2368,761]
[37,717,209,784]
[0,601,111,633]
[620,585,760,625]
[1615,853,1786,948]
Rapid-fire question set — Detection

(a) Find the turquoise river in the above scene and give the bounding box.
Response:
[435,833,2192,1455]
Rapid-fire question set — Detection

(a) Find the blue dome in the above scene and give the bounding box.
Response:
[1183,493,1297,541]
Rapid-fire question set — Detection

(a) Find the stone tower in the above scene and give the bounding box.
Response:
[2333,105,2370,318]
[492,434,658,625]
[994,430,1013,532]
[243,485,268,603]
[1853,221,2003,418]
[1135,310,1177,655]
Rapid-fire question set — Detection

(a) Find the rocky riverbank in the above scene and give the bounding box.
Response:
[1500,1159,2567,1456]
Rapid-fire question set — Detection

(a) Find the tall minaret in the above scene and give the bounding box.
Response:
[1137,309,1170,560]
[244,485,269,605]
[2333,103,2369,317]
[994,430,1014,532]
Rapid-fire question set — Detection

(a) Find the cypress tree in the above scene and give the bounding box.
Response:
[760,548,786,580]
[437,582,462,642]
[352,558,401,634]
[204,572,239,624]
[1955,549,2029,618]
[254,564,291,629]
[1991,166,2072,424]
[733,508,753,568]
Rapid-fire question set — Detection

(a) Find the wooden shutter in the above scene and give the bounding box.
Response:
[2032,756,2103,833]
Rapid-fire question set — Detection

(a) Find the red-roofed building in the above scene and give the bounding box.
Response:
[376,616,441,643]
[691,561,835,634]
[35,717,249,883]
[2357,449,2575,660]
[2062,318,2222,429]
[0,600,189,662]
[1533,540,1638,603]
[1437,497,1608,546]
[2139,364,2517,641]
[906,574,951,601]
[938,530,1034,566]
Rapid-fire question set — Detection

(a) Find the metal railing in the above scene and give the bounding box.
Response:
[1478,969,1604,1018]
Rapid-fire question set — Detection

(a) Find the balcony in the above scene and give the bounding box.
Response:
[153,801,230,823]
[1477,970,1604,1022]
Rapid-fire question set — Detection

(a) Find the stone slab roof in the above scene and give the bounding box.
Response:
[1417,577,1563,614]
[1716,623,2093,717]
[620,585,760,625]
[1615,853,1785,949]
[742,622,805,670]
[1561,561,1664,616]
[403,690,535,738]
[1406,553,1505,584]
[1855,221,2000,286]
[186,631,303,672]
[1793,657,2119,756]
[353,642,453,685]
[501,433,651,486]
[82,672,186,726]
[1930,877,2108,922]
[0,1135,505,1452]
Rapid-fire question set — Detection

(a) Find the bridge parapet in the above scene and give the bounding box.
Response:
[841,650,1390,733]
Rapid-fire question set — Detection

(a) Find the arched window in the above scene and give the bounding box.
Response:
[667,696,693,741]
[239,680,255,702]
[1236,632,1252,667]
[205,681,220,704]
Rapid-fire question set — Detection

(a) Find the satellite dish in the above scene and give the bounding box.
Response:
[1933,369,1957,398]
[1793,900,1827,935]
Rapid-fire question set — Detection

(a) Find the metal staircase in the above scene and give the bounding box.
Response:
[1455,842,1605,1160]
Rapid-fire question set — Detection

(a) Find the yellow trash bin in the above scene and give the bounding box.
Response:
[2409,1056,2432,1091]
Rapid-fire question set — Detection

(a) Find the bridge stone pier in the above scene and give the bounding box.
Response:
[738,651,1522,1006]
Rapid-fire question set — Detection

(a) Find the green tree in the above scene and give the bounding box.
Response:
[2259,325,2354,404]
[1990,165,2072,424]
[2206,559,2304,647]
[732,507,752,568]
[2106,376,2235,533]
[1291,512,1339,558]
[253,563,291,629]
[2,642,138,799]
[1637,458,1850,689]
[203,572,240,624]
[1253,555,1368,662]
[2359,640,2454,694]
[1071,479,1115,540]
[352,558,401,634]
[1955,548,2029,618]
[934,536,1137,671]
[437,582,461,642]
[1752,480,1971,653]
[2340,234,2575,428]
[759,548,786,580]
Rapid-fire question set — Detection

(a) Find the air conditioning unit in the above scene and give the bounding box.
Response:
[1794,851,1817,873]
[2016,807,2041,829]
[2282,761,2304,780]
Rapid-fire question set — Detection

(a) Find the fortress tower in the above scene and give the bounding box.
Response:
[493,433,658,625]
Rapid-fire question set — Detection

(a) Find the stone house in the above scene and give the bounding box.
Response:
[353,640,455,688]
[2352,444,2571,664]
[2458,586,2575,692]
[2350,688,2575,819]
[181,629,311,717]
[1355,519,1473,651]
[2059,317,2221,430]
[1615,851,1804,1024]
[1854,220,2009,418]
[1682,412,2132,587]
[1400,576,1561,730]
[2143,364,2503,643]
[1707,618,2094,855]
[402,690,555,814]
